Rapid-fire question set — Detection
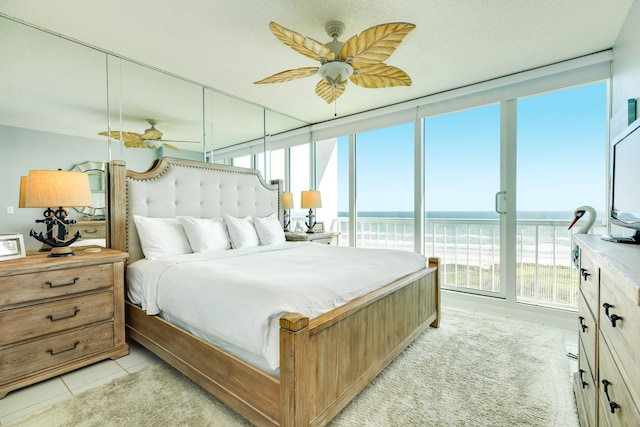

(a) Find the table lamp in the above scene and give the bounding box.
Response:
[22,169,93,257]
[283,192,293,232]
[301,190,322,233]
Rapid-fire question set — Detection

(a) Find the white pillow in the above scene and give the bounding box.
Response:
[254,213,285,245]
[133,215,192,259]
[223,214,260,249]
[178,216,231,253]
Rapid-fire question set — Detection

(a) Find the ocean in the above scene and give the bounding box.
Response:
[331,210,607,267]
[339,211,592,221]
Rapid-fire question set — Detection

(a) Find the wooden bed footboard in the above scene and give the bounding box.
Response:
[280,258,440,426]
[124,259,439,427]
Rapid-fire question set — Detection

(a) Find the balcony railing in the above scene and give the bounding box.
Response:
[328,216,606,311]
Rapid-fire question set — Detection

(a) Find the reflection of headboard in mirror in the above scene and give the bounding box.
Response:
[70,161,106,219]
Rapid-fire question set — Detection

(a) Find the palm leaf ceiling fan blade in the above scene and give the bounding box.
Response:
[160,142,180,151]
[315,80,346,104]
[254,67,319,84]
[98,131,144,146]
[255,20,414,105]
[269,21,332,61]
[349,63,412,88]
[340,22,416,65]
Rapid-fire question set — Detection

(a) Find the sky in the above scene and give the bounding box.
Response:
[337,82,607,216]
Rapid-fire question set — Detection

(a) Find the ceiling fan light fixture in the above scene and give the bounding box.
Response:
[318,61,353,87]
[145,139,163,149]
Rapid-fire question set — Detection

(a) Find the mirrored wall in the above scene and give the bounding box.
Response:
[0,14,308,248]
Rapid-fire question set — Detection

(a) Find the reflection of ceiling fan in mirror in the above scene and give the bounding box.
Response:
[98,119,200,150]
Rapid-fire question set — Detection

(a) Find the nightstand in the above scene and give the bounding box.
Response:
[285,231,339,245]
[0,248,128,398]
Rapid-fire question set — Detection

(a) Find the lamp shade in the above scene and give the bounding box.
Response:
[25,170,93,208]
[301,190,322,209]
[283,192,294,209]
[18,176,28,208]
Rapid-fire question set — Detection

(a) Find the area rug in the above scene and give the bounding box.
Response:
[9,307,578,427]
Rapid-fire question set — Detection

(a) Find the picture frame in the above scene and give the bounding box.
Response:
[0,233,26,261]
[313,221,325,232]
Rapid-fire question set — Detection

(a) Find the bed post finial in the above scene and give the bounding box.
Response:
[428,257,441,328]
[108,160,128,253]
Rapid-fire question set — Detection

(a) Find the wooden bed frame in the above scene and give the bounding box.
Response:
[107,157,440,427]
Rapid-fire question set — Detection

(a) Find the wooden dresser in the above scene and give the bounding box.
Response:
[0,248,128,398]
[573,234,640,426]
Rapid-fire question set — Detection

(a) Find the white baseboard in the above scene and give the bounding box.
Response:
[442,289,577,332]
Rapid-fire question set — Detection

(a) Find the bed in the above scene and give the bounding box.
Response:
[107,157,440,427]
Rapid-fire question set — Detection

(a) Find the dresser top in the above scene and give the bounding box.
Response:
[0,247,128,277]
[574,234,640,306]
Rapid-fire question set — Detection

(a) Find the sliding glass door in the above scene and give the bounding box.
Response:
[423,82,606,309]
[424,104,503,297]
[515,83,607,309]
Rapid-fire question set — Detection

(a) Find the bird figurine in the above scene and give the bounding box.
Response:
[568,205,596,267]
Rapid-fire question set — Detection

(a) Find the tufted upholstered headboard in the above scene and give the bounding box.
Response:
[107,157,283,264]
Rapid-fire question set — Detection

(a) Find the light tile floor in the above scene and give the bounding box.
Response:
[0,324,580,425]
[0,341,159,425]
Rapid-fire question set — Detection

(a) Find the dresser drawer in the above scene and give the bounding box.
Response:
[578,291,598,376]
[599,334,640,427]
[0,322,114,384]
[578,341,597,427]
[67,221,105,239]
[0,263,113,309]
[0,291,114,346]
[600,267,640,405]
[310,237,332,244]
[579,252,599,317]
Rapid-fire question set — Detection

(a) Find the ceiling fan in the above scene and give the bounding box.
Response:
[254,20,415,104]
[98,119,200,150]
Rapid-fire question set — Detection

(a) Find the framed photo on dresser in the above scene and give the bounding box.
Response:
[0,233,26,261]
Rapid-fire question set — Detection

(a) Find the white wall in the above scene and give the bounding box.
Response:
[611,0,640,138]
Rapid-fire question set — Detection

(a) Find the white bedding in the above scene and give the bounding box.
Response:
[126,242,427,370]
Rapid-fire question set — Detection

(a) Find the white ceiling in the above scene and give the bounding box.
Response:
[0,0,634,135]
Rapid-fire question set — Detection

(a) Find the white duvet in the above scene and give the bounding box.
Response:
[127,242,427,370]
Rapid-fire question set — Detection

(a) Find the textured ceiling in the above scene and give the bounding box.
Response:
[0,0,634,143]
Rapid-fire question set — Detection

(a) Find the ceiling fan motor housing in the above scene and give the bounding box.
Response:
[324,21,346,57]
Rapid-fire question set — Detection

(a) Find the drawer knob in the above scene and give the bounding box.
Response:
[578,316,588,333]
[46,276,80,288]
[602,379,621,414]
[578,369,588,389]
[603,303,623,328]
[580,268,591,280]
[47,341,80,356]
[47,308,80,322]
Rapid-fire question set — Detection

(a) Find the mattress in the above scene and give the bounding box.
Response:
[126,242,427,372]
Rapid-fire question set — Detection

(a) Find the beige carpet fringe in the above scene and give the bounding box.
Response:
[9,307,579,426]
